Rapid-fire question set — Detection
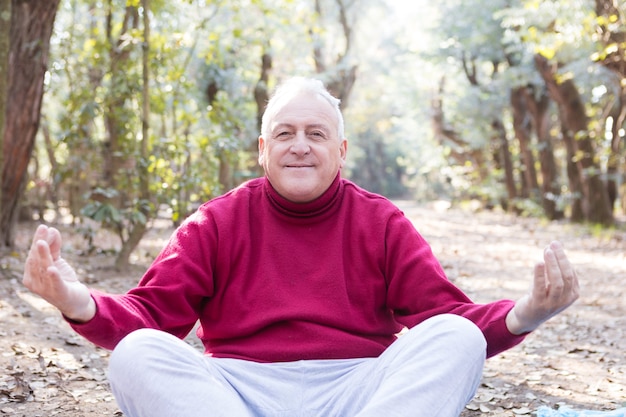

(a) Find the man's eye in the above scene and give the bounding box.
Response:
[309,131,325,138]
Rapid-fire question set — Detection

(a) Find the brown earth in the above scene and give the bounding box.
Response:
[0,202,624,416]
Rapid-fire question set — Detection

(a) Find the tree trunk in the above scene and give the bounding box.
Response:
[103,5,137,192]
[594,0,626,215]
[522,86,564,220]
[558,110,585,222]
[510,87,539,199]
[311,0,357,108]
[254,51,272,135]
[41,120,60,218]
[252,49,272,176]
[606,88,626,212]
[430,77,488,182]
[534,54,613,225]
[217,150,233,193]
[0,0,10,223]
[115,0,151,271]
[0,0,61,248]
[492,118,517,208]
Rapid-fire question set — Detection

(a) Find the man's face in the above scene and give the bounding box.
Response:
[258,92,347,203]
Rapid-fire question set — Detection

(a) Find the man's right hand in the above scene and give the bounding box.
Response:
[23,225,96,323]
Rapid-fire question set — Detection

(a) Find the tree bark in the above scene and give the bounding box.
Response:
[459,55,516,207]
[41,120,59,217]
[522,86,564,220]
[534,54,613,225]
[430,77,489,183]
[491,118,517,208]
[558,109,585,222]
[252,49,272,176]
[510,87,539,199]
[606,88,626,211]
[595,0,626,214]
[0,0,10,223]
[1,0,61,247]
[311,0,357,108]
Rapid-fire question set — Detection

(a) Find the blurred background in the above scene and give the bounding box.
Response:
[1,0,624,268]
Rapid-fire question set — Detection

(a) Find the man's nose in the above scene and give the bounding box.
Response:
[290,131,311,155]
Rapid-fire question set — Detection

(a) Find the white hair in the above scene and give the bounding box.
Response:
[260,77,345,140]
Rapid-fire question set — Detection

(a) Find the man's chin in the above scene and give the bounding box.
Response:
[280,185,320,203]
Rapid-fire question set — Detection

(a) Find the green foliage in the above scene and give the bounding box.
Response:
[501,0,597,63]
[82,200,122,225]
[27,0,624,256]
[81,186,153,242]
[81,188,123,228]
[437,0,511,64]
[420,0,623,224]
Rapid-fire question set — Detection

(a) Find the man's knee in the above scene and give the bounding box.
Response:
[111,328,161,361]
[403,314,487,359]
[427,314,486,350]
[109,329,174,384]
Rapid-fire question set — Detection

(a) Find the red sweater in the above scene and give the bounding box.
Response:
[71,174,525,361]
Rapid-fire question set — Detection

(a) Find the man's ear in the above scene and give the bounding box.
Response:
[339,139,347,168]
[258,136,265,165]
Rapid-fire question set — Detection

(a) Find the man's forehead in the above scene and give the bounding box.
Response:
[272,93,337,119]
[270,121,332,131]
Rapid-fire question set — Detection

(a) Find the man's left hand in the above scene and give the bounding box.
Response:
[506,241,580,335]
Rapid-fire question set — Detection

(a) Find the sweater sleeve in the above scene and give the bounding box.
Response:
[68,211,217,350]
[383,212,527,358]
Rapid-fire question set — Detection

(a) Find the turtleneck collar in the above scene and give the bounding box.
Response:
[263,172,343,218]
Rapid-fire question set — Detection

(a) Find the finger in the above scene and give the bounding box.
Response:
[36,239,53,262]
[45,265,62,284]
[23,242,51,291]
[532,262,547,296]
[24,228,50,282]
[550,241,580,302]
[29,225,49,252]
[543,246,565,298]
[26,226,51,270]
[29,240,55,283]
[549,241,575,283]
[45,227,62,260]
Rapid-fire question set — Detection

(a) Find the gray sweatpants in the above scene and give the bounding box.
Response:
[108,314,486,417]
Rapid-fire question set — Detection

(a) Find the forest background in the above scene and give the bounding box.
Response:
[1,0,626,268]
[0,1,625,416]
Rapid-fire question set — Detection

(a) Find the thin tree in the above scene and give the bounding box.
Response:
[595,0,626,213]
[311,0,357,107]
[1,0,61,248]
[114,0,152,270]
[0,0,10,227]
[522,86,564,220]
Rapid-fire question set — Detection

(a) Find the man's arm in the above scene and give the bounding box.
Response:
[506,241,579,335]
[23,225,96,322]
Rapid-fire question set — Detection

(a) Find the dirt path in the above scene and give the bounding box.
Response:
[1,202,624,416]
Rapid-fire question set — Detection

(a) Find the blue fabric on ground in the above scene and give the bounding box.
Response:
[536,407,626,417]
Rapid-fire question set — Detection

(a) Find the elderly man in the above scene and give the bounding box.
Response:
[23,77,579,417]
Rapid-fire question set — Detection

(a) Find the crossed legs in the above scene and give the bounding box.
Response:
[108,314,486,417]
